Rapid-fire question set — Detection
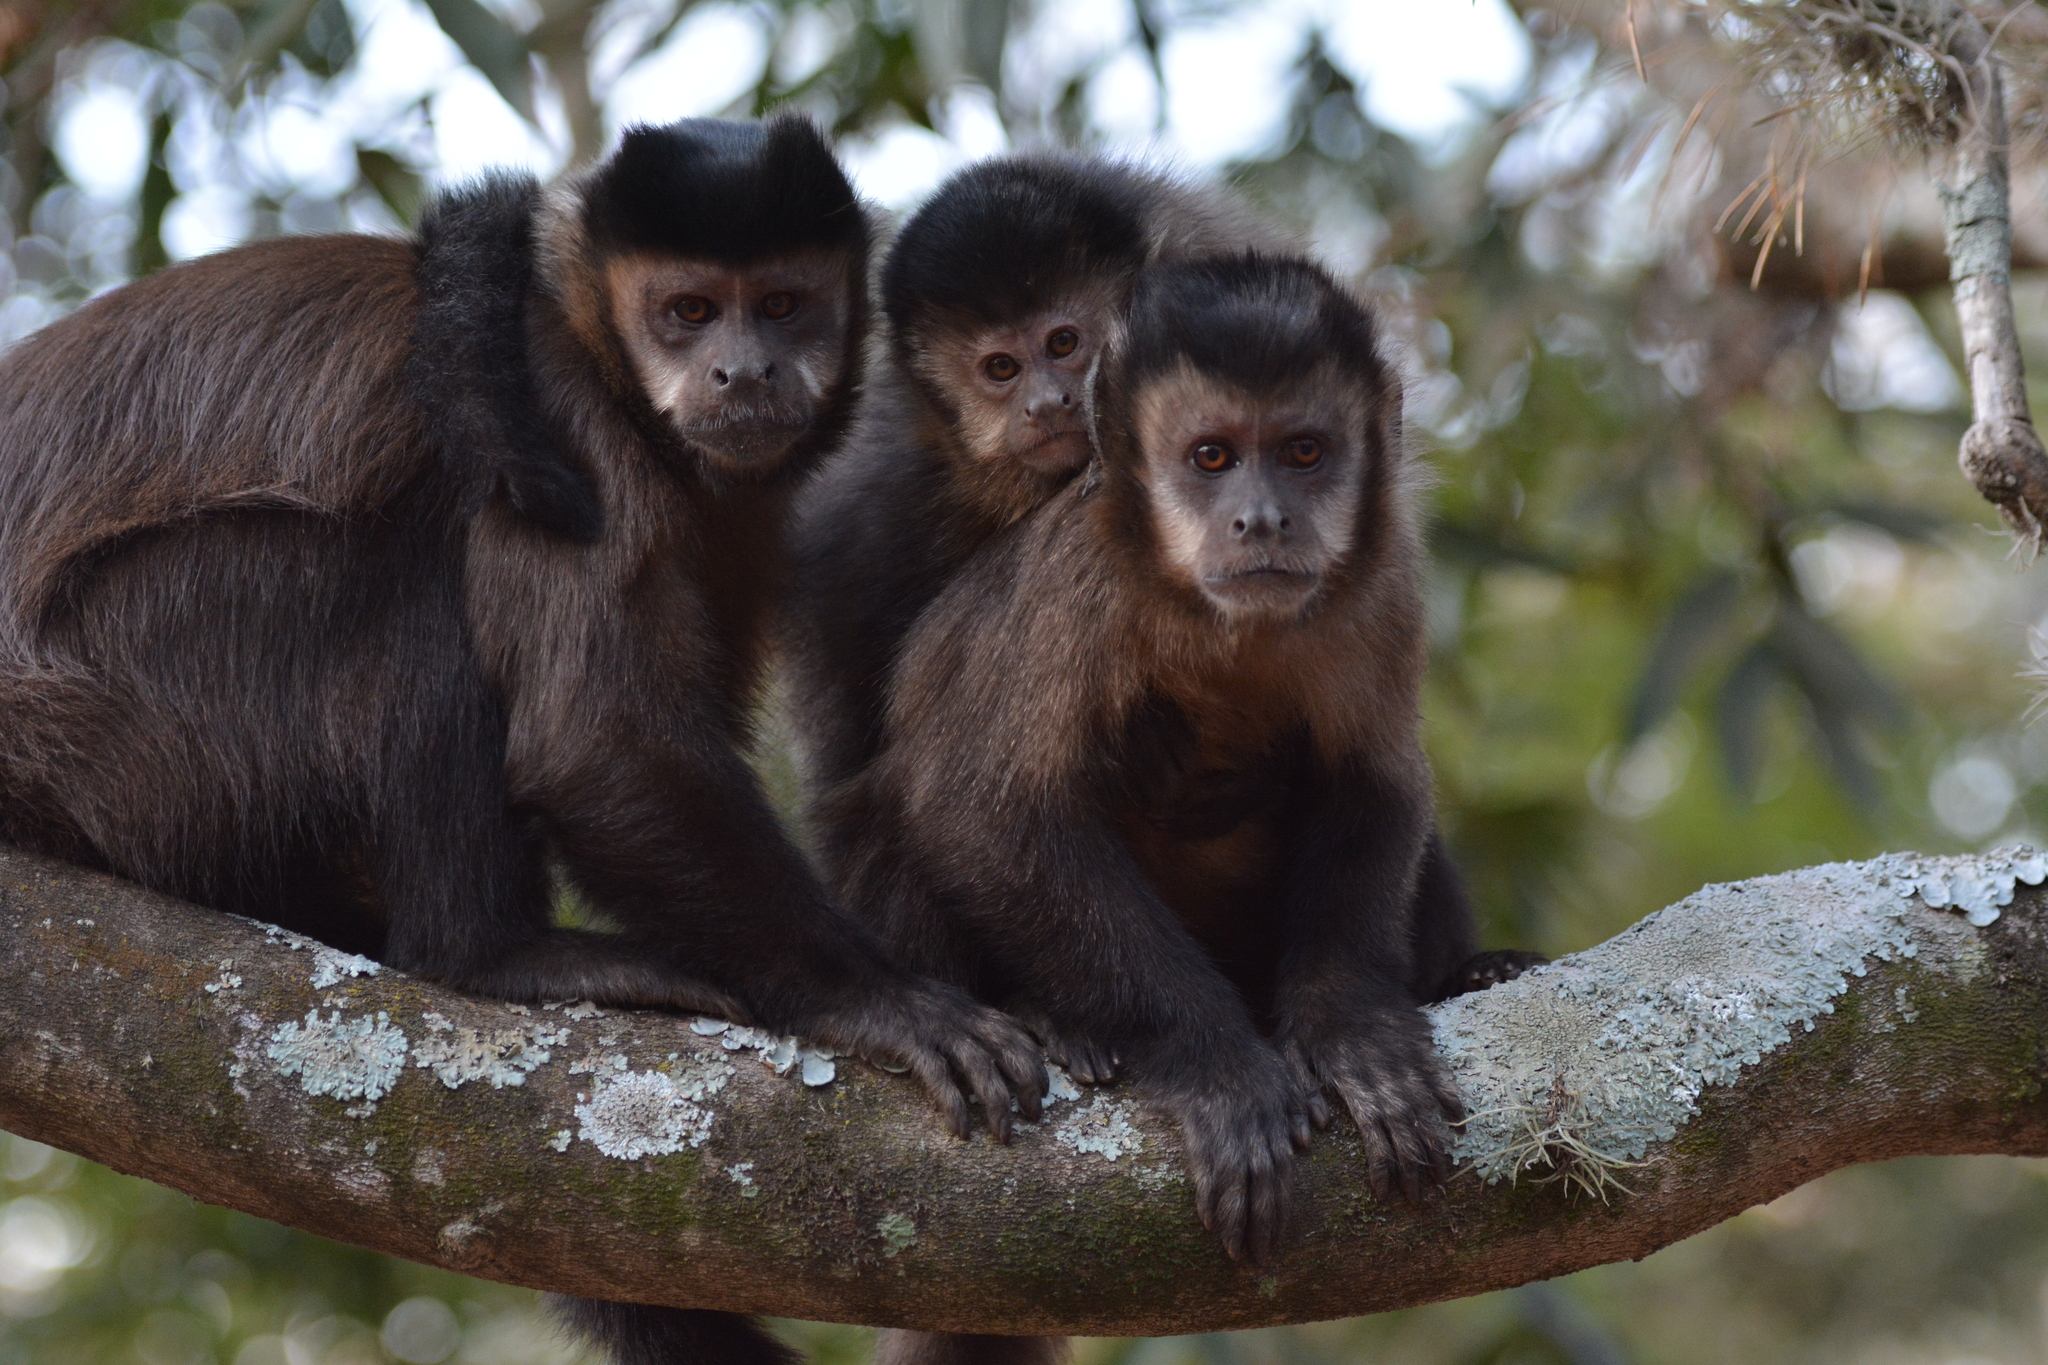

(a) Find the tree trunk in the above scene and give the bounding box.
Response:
[4,843,2048,1336]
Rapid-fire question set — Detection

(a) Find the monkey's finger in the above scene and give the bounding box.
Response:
[1210,1160,1249,1262]
[1289,1108,1314,1151]
[975,1021,1049,1123]
[1189,1151,1220,1235]
[1246,1158,1286,1268]
[953,1040,1027,1143]
[906,1047,974,1141]
[1346,1091,1399,1203]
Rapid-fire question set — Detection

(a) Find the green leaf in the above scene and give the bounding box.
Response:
[1624,570,1743,744]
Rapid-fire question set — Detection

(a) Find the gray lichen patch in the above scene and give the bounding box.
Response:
[575,1071,712,1159]
[1054,1096,1143,1161]
[690,1017,838,1087]
[309,947,382,990]
[1879,846,2048,926]
[574,1058,736,1160]
[411,1012,569,1089]
[268,1010,409,1102]
[1434,852,2008,1187]
[876,1212,918,1258]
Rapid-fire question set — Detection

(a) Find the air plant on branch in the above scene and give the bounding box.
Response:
[1668,0,2048,548]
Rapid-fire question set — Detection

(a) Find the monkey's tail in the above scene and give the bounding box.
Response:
[547,1296,801,1365]
[874,1330,1072,1365]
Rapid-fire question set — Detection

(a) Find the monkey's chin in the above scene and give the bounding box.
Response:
[682,418,810,477]
[1200,568,1321,620]
[1016,430,1091,474]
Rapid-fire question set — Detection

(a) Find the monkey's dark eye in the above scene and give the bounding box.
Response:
[1191,443,1234,474]
[1047,328,1079,358]
[985,354,1021,382]
[761,292,797,320]
[673,296,716,325]
[1280,437,1322,469]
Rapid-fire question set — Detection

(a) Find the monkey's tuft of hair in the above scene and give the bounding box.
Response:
[582,112,868,266]
[880,157,1150,337]
[1116,253,1389,399]
[410,173,603,543]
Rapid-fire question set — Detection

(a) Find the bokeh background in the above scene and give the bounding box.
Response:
[4,0,2048,1360]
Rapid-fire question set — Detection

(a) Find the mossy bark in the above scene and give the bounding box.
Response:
[3,844,2047,1335]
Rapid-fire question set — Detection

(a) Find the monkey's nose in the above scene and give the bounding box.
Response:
[1231,509,1290,539]
[713,362,775,389]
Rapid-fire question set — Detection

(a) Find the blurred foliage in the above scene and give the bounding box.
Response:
[8,0,2048,1360]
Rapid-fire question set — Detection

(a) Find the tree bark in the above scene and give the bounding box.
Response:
[4,843,2048,1336]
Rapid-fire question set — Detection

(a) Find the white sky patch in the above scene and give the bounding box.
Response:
[840,122,969,209]
[161,186,253,261]
[605,4,770,138]
[53,84,149,201]
[1321,0,1528,145]
[430,65,560,183]
[1154,9,1302,166]
[1825,291,1964,413]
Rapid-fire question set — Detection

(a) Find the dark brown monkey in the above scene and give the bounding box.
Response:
[0,114,1045,1365]
[783,155,1287,833]
[842,254,1480,1324]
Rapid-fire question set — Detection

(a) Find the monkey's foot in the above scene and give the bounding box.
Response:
[1446,949,1549,998]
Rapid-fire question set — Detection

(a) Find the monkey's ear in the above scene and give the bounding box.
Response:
[500,449,604,543]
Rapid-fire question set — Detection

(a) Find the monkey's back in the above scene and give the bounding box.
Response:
[0,235,429,636]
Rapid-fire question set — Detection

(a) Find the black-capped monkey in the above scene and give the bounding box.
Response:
[0,114,1045,1365]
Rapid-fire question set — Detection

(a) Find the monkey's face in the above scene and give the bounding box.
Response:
[918,297,1110,475]
[609,250,855,477]
[1133,363,1370,621]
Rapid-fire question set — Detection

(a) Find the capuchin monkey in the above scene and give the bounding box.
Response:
[0,114,1045,1365]
[782,155,1288,821]
[848,255,1535,1365]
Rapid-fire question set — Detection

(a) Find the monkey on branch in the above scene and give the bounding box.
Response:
[0,115,1050,1365]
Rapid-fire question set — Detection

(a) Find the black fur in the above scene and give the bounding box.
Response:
[0,117,1044,1365]
[582,113,867,266]
[879,157,1148,340]
[410,174,603,543]
[551,1298,799,1365]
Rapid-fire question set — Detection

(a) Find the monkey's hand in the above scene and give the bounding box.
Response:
[1445,949,1548,997]
[1001,1000,1120,1084]
[806,981,1050,1143]
[1279,1007,1462,1205]
[1145,1044,1313,1266]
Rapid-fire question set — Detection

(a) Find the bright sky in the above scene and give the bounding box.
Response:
[52,0,1531,254]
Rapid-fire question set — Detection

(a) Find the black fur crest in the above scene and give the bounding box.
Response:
[409,174,604,543]
[880,156,1150,336]
[581,113,867,265]
[1114,253,1387,398]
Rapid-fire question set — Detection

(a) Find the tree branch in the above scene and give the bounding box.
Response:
[4,843,2048,1336]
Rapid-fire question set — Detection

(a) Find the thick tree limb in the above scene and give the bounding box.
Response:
[4,844,2048,1336]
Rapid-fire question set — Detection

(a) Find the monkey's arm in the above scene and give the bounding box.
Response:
[1271,752,1465,1201]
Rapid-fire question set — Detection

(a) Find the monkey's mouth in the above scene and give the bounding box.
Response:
[1202,565,1321,615]
[1018,429,1091,473]
[680,406,811,467]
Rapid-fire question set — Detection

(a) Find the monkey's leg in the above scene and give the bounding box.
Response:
[357,690,752,1017]
[527,717,1048,1140]
[874,1330,1071,1365]
[1271,764,1464,1207]
[548,1297,798,1365]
